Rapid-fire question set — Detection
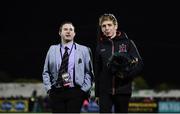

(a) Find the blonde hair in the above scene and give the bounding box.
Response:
[99,13,118,26]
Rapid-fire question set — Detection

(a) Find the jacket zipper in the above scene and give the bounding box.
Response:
[109,39,115,95]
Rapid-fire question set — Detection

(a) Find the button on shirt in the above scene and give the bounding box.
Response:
[60,42,75,87]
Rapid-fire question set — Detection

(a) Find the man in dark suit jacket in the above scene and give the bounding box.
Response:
[95,13,143,113]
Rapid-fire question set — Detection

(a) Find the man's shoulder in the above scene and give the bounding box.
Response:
[47,44,60,51]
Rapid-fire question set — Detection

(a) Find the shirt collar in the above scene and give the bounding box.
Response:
[61,41,74,50]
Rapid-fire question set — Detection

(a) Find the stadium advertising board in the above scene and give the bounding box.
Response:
[0,99,28,112]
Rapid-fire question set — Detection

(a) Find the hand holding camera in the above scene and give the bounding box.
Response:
[107,52,138,78]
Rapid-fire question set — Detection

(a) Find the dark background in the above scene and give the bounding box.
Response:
[0,1,180,88]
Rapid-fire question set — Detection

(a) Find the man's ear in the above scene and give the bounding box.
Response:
[115,24,118,30]
[59,32,61,36]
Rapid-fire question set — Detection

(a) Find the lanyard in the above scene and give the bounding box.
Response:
[60,43,74,59]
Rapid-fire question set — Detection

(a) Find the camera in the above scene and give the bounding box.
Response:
[107,52,136,78]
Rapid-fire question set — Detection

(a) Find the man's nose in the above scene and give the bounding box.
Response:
[105,26,109,29]
[66,30,71,33]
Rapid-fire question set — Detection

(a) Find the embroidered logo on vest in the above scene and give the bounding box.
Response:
[119,44,127,52]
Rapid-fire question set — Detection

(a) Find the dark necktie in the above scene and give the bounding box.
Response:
[59,46,69,75]
[57,46,69,86]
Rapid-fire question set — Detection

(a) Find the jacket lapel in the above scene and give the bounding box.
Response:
[56,44,61,71]
[74,44,79,68]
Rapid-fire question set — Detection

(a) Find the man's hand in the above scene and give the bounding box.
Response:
[95,97,99,105]
[47,90,50,96]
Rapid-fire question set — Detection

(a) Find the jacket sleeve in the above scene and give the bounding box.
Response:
[81,47,94,92]
[42,46,52,93]
[127,40,143,79]
[94,44,102,97]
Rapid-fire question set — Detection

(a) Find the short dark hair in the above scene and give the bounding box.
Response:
[59,21,75,32]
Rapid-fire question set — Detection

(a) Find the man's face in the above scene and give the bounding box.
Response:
[101,20,117,38]
[59,24,75,43]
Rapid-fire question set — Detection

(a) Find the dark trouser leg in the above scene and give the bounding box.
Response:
[49,88,67,113]
[49,87,85,113]
[66,88,85,113]
[114,93,131,113]
[99,94,113,113]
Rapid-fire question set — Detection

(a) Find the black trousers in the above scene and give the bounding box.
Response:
[49,86,86,113]
[99,93,131,113]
